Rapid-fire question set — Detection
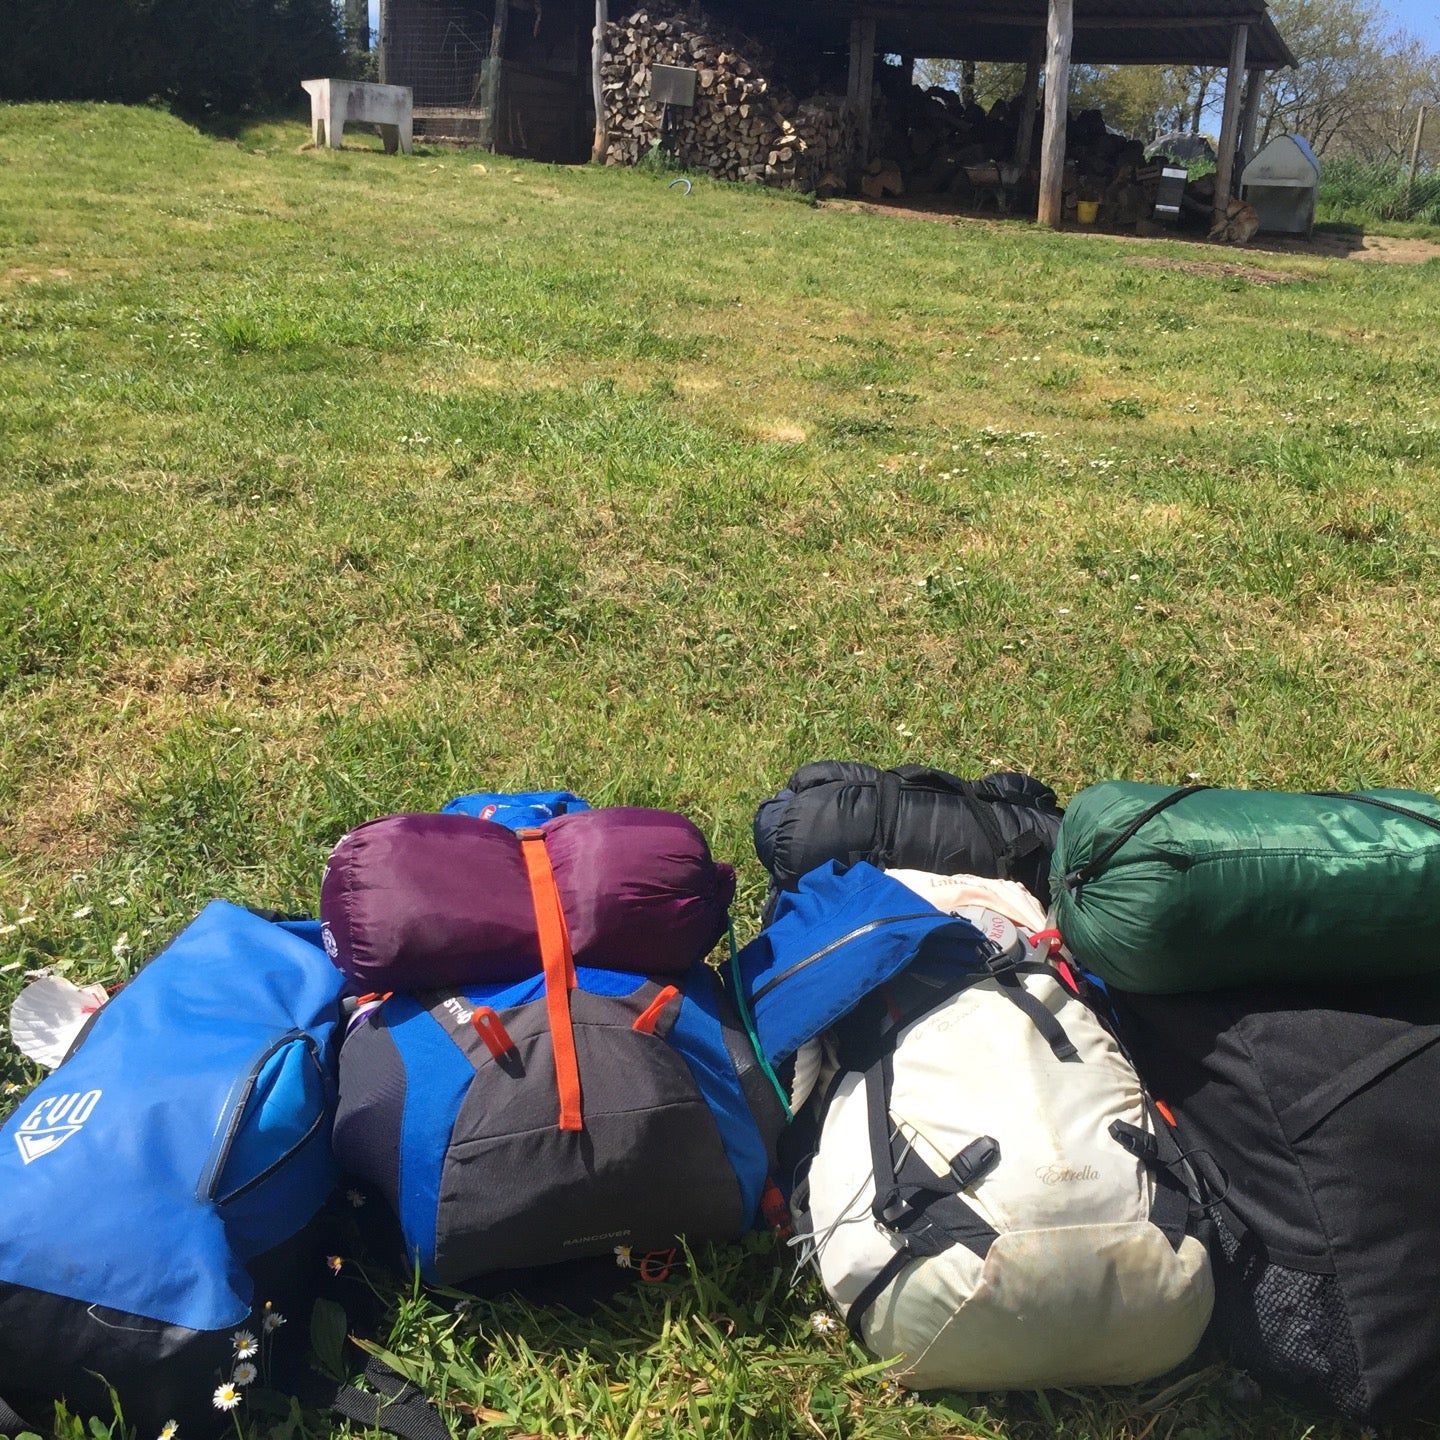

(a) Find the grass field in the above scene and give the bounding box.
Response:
[4,101,1440,1439]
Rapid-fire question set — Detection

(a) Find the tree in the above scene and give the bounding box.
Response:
[0,0,347,112]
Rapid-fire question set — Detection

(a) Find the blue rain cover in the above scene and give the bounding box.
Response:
[0,902,344,1332]
[734,862,990,1067]
[384,962,770,1280]
[441,790,591,828]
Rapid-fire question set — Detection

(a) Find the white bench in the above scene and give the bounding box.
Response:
[301,79,414,155]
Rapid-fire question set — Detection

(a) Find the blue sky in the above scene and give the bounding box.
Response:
[363,2,1438,56]
[1382,0,1440,44]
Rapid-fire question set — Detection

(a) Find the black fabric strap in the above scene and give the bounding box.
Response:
[1064,784,1212,894]
[956,786,1010,875]
[872,770,904,868]
[332,1356,452,1440]
[865,1051,904,1226]
[0,1391,34,1435]
[991,970,1077,1061]
[845,1247,913,1342]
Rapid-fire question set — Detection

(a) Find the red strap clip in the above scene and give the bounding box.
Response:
[638,1248,678,1283]
[470,1006,517,1060]
[633,985,681,1035]
[1029,928,1064,957]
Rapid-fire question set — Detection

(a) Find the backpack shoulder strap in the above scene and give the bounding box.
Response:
[0,1390,34,1435]
[330,1356,452,1440]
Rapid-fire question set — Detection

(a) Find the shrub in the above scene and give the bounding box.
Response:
[0,0,346,115]
[1317,156,1440,226]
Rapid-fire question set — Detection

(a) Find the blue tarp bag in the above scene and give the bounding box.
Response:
[732,861,992,1072]
[0,902,345,1434]
[441,790,591,828]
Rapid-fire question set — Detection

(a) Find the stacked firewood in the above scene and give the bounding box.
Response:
[601,6,854,192]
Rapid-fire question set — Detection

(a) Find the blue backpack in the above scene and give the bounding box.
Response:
[334,960,784,1285]
[0,902,344,1435]
[441,789,591,828]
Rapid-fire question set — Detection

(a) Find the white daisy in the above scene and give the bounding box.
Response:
[231,1328,258,1359]
[262,1310,285,1333]
[346,1189,366,1208]
[212,1383,242,1411]
[326,1255,343,1275]
[810,1310,838,1336]
[613,1245,633,1269]
[158,1422,179,1440]
[233,1361,257,1387]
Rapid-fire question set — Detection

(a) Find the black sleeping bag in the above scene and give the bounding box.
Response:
[753,762,1064,906]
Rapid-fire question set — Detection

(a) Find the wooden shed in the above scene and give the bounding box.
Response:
[381,0,1295,221]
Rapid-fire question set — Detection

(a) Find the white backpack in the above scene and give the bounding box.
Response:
[792,903,1213,1392]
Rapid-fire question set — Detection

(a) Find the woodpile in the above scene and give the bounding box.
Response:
[601,5,854,192]
[867,73,1191,228]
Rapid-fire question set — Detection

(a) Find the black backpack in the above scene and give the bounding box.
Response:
[752,762,1063,907]
[1112,977,1440,1420]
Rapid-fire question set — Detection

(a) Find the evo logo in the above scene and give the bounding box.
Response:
[14,1089,102,1165]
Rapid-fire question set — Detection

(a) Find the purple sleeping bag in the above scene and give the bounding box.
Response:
[320,807,736,991]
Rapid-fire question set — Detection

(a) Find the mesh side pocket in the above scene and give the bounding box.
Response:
[1210,1212,1368,1418]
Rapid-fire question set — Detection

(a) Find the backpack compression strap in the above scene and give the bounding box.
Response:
[0,1391,33,1435]
[518,829,583,1132]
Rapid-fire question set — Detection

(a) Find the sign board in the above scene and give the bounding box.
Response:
[650,64,697,108]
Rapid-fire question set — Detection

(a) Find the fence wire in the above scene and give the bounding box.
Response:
[383,0,493,110]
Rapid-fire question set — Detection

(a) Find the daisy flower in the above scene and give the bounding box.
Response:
[231,1329,258,1359]
[233,1361,257,1387]
[212,1383,242,1411]
[613,1245,633,1269]
[346,1189,366,1208]
[326,1255,344,1275]
[262,1310,285,1333]
[158,1423,179,1440]
[810,1310,838,1336]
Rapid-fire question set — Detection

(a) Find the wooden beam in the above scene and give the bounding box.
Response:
[1238,66,1263,165]
[1212,22,1249,219]
[858,4,1266,28]
[485,0,510,153]
[1037,0,1073,228]
[1013,30,1042,167]
[590,0,608,163]
[848,12,877,173]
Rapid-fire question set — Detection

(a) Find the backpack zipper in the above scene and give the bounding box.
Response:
[751,913,946,1005]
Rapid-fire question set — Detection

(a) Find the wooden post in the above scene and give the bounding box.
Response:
[376,0,389,81]
[590,0,608,163]
[485,0,510,153]
[1212,22,1249,221]
[847,12,877,174]
[899,54,915,89]
[1036,0,1074,228]
[1014,31,1042,167]
[1407,105,1429,205]
[961,59,976,107]
[1238,66,1263,166]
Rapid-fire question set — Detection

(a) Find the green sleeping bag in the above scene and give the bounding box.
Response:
[1050,782,1440,993]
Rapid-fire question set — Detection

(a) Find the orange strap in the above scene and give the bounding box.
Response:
[518,830,583,1132]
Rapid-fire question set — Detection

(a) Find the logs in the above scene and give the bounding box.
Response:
[600,6,853,192]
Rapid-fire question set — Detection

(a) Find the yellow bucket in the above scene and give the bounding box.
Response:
[1076,200,1100,226]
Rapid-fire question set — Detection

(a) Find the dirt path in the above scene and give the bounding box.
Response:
[819,197,1440,265]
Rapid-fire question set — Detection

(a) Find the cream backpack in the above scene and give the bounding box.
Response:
[790,876,1214,1391]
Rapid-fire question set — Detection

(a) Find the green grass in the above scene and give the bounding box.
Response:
[1317,155,1440,236]
[3,100,1440,1439]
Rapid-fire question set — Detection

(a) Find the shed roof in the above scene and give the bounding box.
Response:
[728,0,1296,69]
